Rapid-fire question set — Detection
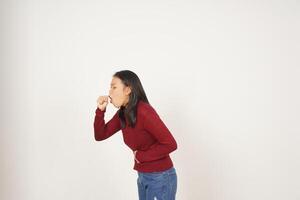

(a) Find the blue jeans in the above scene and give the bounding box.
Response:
[137,167,177,200]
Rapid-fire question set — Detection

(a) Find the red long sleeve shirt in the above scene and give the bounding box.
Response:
[94,100,177,172]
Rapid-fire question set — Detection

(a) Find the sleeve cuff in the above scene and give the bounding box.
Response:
[95,107,106,115]
[135,150,144,163]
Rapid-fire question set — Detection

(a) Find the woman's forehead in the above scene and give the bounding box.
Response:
[111,77,122,85]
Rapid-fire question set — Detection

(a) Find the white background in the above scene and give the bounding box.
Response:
[1,1,299,199]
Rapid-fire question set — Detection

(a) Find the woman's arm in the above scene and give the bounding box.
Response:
[136,107,177,163]
[94,108,121,141]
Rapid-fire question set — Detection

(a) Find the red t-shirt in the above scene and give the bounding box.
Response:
[94,100,177,172]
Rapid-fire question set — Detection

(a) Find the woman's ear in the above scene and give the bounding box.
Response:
[124,86,131,95]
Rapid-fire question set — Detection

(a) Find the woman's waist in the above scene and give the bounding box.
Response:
[134,156,174,173]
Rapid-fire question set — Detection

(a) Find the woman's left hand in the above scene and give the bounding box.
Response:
[133,150,141,164]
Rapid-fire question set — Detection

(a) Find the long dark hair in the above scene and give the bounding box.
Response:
[113,70,149,128]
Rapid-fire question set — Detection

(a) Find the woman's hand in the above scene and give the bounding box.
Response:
[133,150,141,164]
[97,95,109,111]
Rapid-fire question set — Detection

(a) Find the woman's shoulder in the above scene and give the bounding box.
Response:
[137,100,157,117]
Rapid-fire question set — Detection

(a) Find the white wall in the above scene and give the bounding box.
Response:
[1,1,299,200]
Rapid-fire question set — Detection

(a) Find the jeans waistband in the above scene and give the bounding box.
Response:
[138,167,176,176]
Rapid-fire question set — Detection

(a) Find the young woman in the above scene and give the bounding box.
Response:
[94,70,178,200]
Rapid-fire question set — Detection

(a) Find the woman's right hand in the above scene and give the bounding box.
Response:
[97,95,109,111]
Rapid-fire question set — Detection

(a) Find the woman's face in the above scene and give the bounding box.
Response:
[109,76,131,108]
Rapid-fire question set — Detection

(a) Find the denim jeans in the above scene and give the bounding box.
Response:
[137,167,177,200]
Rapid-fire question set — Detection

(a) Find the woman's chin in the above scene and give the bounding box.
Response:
[111,103,119,108]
